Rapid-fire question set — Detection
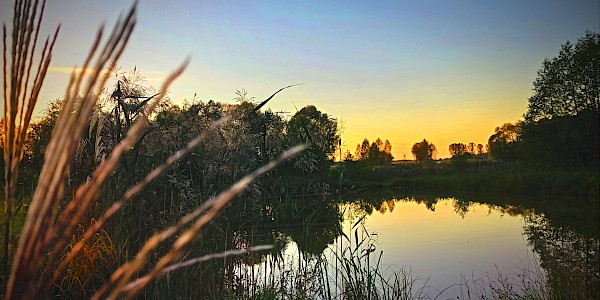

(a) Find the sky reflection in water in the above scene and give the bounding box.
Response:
[337,198,539,295]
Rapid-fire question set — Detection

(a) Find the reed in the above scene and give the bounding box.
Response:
[2,0,59,275]
[2,1,303,298]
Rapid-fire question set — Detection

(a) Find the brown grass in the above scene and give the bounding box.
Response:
[3,1,303,299]
[2,0,59,275]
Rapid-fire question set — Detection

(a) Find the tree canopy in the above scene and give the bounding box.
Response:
[284,105,339,172]
[411,139,436,161]
[520,111,599,169]
[351,138,393,166]
[487,122,521,160]
[525,31,600,122]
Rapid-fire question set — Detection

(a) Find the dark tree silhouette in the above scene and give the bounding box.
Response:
[284,105,339,172]
[352,137,393,165]
[476,143,484,155]
[520,111,599,168]
[411,139,436,161]
[355,138,370,160]
[488,122,521,160]
[449,143,467,157]
[525,31,600,122]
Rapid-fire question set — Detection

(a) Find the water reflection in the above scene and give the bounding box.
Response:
[337,191,598,297]
[153,190,599,298]
[524,214,599,299]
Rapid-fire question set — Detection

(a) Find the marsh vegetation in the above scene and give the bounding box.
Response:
[1,1,598,299]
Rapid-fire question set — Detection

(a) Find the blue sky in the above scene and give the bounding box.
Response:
[1,0,598,158]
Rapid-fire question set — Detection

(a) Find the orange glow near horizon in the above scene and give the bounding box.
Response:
[2,0,593,160]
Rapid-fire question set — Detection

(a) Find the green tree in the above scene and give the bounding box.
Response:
[284,105,339,172]
[411,139,436,161]
[525,31,600,122]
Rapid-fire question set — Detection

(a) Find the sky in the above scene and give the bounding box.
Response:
[1,0,599,159]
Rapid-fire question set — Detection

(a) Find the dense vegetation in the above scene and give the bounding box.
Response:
[1,0,597,298]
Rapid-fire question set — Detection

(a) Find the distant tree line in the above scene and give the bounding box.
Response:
[344,138,394,166]
[448,142,485,158]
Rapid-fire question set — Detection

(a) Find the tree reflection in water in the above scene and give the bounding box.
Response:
[339,191,599,298]
[524,214,599,299]
[144,190,598,298]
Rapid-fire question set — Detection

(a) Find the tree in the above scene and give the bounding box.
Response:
[477,143,484,155]
[488,122,521,160]
[525,31,600,122]
[411,139,436,161]
[352,137,393,165]
[467,142,476,154]
[355,138,370,160]
[449,143,467,157]
[520,111,599,169]
[284,105,339,171]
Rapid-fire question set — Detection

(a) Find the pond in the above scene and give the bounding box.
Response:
[231,191,599,299]
[340,198,536,296]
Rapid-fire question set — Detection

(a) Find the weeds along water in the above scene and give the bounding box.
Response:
[131,196,598,300]
[2,1,598,299]
[1,1,304,298]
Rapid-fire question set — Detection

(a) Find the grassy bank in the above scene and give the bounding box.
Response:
[336,159,599,199]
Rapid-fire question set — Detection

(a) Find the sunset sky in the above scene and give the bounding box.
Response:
[1,1,598,159]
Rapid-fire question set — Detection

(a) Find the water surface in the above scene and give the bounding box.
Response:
[338,197,539,296]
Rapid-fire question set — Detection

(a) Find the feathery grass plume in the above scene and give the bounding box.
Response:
[94,145,305,300]
[5,0,305,298]
[2,0,59,274]
[5,2,142,298]
[50,117,227,286]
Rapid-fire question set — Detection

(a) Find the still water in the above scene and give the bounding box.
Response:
[241,192,599,298]
[339,198,538,296]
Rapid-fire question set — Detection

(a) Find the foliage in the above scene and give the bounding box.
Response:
[411,139,436,161]
[489,32,600,168]
[520,111,599,169]
[449,142,486,159]
[351,138,394,166]
[285,105,339,172]
[525,31,600,122]
[1,2,306,299]
[448,143,467,157]
[487,122,521,160]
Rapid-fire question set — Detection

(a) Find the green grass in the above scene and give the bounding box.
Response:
[337,159,599,199]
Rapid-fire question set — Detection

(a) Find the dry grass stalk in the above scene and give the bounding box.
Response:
[50,117,227,285]
[41,57,189,289]
[95,145,305,300]
[5,2,141,298]
[5,1,304,298]
[124,244,273,292]
[2,0,59,273]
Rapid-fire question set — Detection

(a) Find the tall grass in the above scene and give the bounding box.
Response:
[2,0,59,274]
[332,217,419,300]
[2,1,303,298]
